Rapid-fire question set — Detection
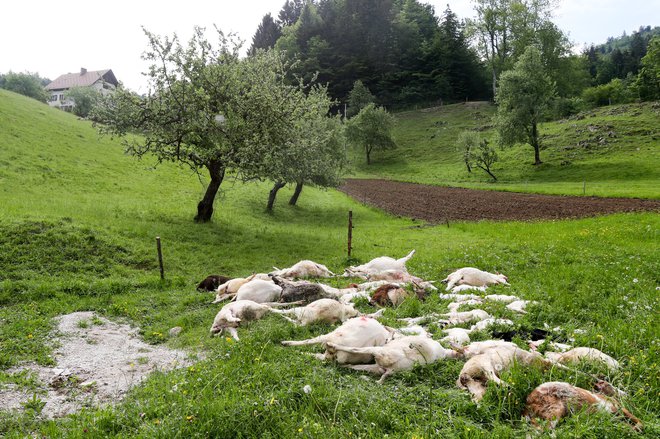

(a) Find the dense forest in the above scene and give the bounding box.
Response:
[250,0,491,109]
[248,0,659,112]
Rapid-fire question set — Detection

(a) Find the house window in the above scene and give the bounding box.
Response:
[50,94,58,102]
[59,94,65,101]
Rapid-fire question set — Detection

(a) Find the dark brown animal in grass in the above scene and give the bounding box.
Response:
[523,381,642,431]
[197,275,232,292]
[369,284,425,307]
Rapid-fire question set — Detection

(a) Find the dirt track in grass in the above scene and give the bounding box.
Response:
[339,179,660,222]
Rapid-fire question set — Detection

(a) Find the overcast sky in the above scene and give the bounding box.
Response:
[1,1,657,92]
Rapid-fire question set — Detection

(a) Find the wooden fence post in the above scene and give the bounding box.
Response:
[347,211,353,258]
[156,237,164,280]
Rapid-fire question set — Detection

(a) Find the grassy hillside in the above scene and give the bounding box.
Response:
[351,101,660,198]
[0,89,658,438]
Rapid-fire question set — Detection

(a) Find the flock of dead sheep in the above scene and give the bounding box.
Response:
[197,250,642,432]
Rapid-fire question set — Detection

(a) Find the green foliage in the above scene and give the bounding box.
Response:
[584,27,660,87]
[459,131,499,181]
[94,27,338,221]
[636,36,660,101]
[457,130,480,173]
[1,71,49,102]
[495,46,556,165]
[248,13,282,56]
[469,0,567,97]
[581,78,635,107]
[345,103,396,165]
[346,80,375,118]
[272,1,489,107]
[65,86,101,118]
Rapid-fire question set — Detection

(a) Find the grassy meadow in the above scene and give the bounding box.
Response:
[0,89,659,438]
[352,101,660,199]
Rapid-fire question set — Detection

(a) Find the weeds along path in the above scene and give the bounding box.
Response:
[339,178,660,222]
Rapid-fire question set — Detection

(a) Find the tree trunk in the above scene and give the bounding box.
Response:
[289,181,304,205]
[366,145,372,165]
[267,181,286,211]
[194,160,225,223]
[478,165,498,182]
[531,122,542,165]
[491,66,497,100]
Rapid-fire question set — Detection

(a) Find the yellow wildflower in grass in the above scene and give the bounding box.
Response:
[27,334,33,339]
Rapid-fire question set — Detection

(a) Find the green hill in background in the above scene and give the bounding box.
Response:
[351,101,660,198]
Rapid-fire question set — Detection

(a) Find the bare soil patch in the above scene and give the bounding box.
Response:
[0,312,194,418]
[339,179,660,222]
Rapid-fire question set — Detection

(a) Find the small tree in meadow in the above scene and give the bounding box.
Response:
[495,46,555,165]
[458,130,499,181]
[346,80,376,118]
[94,27,335,222]
[66,86,102,118]
[345,103,396,165]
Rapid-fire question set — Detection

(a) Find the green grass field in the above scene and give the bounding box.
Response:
[0,89,658,437]
[351,101,660,199]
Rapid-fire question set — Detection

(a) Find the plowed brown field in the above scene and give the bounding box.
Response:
[339,179,660,222]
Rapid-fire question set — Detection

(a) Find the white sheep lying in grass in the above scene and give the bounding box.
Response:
[281,316,394,364]
[456,340,519,358]
[441,328,472,346]
[437,293,481,301]
[442,267,509,291]
[484,294,520,303]
[469,318,515,332]
[440,309,490,325]
[447,299,484,313]
[328,335,460,383]
[394,325,431,338]
[451,285,488,294]
[338,291,372,304]
[398,314,440,326]
[344,250,416,277]
[271,260,335,279]
[276,299,359,326]
[528,339,572,352]
[210,300,294,340]
[506,300,536,314]
[457,345,550,401]
[544,347,620,371]
[212,273,273,303]
[233,279,282,303]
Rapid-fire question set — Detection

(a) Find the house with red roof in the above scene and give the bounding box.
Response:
[45,68,119,111]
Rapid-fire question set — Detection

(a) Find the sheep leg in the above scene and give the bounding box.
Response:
[263,301,303,308]
[281,334,328,347]
[226,327,240,341]
[376,369,395,384]
[326,342,380,356]
[343,364,386,375]
[483,369,506,386]
[619,407,643,431]
[212,294,233,304]
[272,313,300,325]
[364,309,385,319]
